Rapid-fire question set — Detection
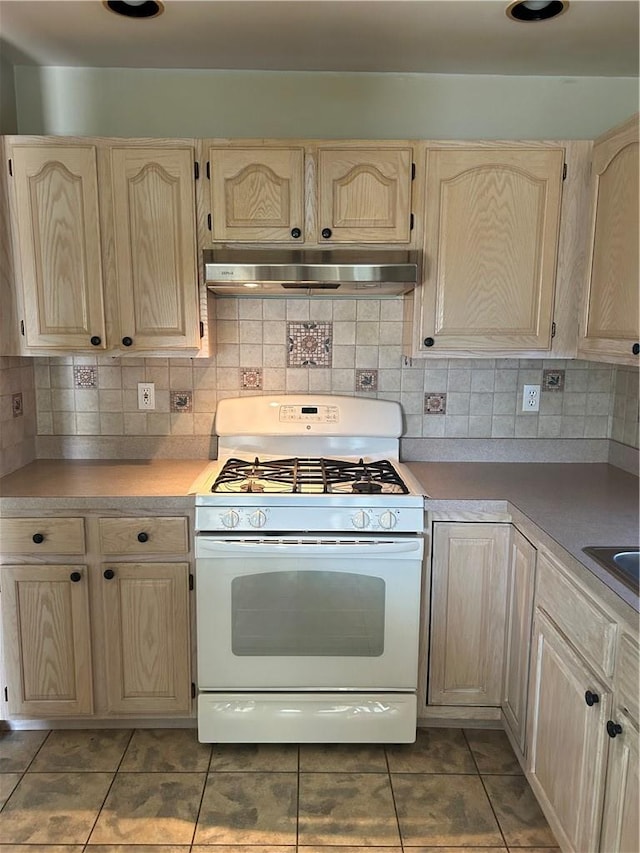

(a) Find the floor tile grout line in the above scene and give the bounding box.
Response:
[82,727,136,847]
[477,769,510,851]
[0,729,51,814]
[384,743,405,850]
[295,744,300,848]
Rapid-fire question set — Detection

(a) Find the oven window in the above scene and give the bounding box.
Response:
[231,571,385,656]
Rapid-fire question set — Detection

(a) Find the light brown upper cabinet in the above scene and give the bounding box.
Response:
[109,147,200,350]
[578,115,639,366]
[317,147,413,243]
[416,146,565,354]
[8,144,107,350]
[5,138,200,356]
[208,146,305,242]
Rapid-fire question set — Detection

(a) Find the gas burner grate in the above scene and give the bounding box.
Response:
[211,456,409,495]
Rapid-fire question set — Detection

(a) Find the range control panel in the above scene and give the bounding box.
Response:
[279,405,339,424]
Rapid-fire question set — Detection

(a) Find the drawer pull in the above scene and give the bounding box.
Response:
[137,531,149,543]
[606,720,623,738]
[69,571,82,582]
[32,532,45,544]
[103,568,115,580]
[585,690,600,707]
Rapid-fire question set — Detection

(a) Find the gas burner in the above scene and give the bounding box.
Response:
[352,480,383,494]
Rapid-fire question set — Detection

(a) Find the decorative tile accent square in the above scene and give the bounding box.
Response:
[12,392,23,418]
[356,368,378,392]
[74,365,97,388]
[543,369,565,391]
[170,391,193,413]
[241,367,263,390]
[425,392,447,414]
[288,321,332,368]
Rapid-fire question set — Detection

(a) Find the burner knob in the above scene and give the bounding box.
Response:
[248,510,267,528]
[220,510,240,529]
[378,510,398,530]
[352,510,371,529]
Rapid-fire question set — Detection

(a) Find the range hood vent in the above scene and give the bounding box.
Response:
[204,249,419,297]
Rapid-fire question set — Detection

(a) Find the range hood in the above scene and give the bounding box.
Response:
[204,249,419,297]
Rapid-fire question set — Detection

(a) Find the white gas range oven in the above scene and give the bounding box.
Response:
[192,394,427,744]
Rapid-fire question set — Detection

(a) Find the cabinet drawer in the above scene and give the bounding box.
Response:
[98,517,188,555]
[536,551,617,678]
[616,632,640,723]
[0,517,85,555]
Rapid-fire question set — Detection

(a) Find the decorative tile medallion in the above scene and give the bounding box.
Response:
[74,365,97,388]
[240,367,263,390]
[170,391,193,413]
[12,392,23,418]
[356,369,378,392]
[287,322,333,368]
[424,392,447,414]
[543,369,565,392]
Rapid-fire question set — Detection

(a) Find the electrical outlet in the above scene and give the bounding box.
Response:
[137,382,155,410]
[522,384,540,412]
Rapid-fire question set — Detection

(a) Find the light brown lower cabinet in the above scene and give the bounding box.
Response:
[1,564,94,716]
[527,609,612,853]
[600,710,640,853]
[429,522,510,706]
[100,561,192,715]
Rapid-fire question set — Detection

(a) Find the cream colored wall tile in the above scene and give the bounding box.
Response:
[170,413,194,435]
[50,365,74,388]
[215,298,239,319]
[216,321,240,344]
[53,411,76,434]
[400,392,423,415]
[333,322,356,346]
[538,416,562,438]
[446,393,470,415]
[493,393,516,415]
[98,365,122,389]
[240,345,263,364]
[74,389,99,412]
[263,345,287,367]
[122,365,146,388]
[330,369,355,391]
[124,412,148,435]
[515,416,539,437]
[100,412,124,435]
[262,368,286,391]
[51,389,75,412]
[378,346,402,368]
[286,299,310,320]
[193,412,215,435]
[169,366,194,389]
[238,298,264,320]
[145,364,170,389]
[147,413,171,434]
[240,320,264,343]
[263,299,286,320]
[562,393,587,415]
[561,417,585,438]
[215,344,240,366]
[379,322,403,346]
[154,390,170,412]
[405,414,423,436]
[356,301,380,321]
[216,368,240,390]
[469,394,493,415]
[76,412,101,435]
[378,369,402,392]
[401,368,424,392]
[308,369,332,391]
[445,415,470,436]
[263,321,287,344]
[0,394,13,422]
[423,417,446,437]
[99,389,124,411]
[584,415,609,437]
[122,390,139,412]
[380,300,404,321]
[310,301,333,321]
[37,410,53,434]
[73,354,98,365]
[355,322,380,346]
[333,346,356,368]
[34,362,51,388]
[285,369,310,391]
[468,415,492,437]
[491,415,515,437]
[194,390,217,413]
[355,346,377,367]
[193,366,217,389]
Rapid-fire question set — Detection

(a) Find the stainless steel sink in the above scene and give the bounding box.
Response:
[583,546,639,593]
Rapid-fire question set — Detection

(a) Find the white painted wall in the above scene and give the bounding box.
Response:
[0,55,18,134]
[14,66,638,139]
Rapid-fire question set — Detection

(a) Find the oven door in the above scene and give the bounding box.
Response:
[195,534,423,691]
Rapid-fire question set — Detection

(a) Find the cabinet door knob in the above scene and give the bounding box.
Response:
[290,227,302,239]
[321,228,332,239]
[633,343,640,355]
[137,531,149,543]
[90,336,102,346]
[69,571,82,582]
[606,720,623,738]
[423,337,435,347]
[32,532,45,544]
[585,690,600,706]
[103,568,115,580]
[122,337,133,347]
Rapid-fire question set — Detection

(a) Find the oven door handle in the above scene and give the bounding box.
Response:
[195,536,423,557]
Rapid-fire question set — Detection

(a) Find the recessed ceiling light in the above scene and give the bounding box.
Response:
[104,0,164,19]
[506,0,568,22]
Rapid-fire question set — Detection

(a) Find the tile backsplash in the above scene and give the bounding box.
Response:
[26,297,638,451]
[0,356,36,476]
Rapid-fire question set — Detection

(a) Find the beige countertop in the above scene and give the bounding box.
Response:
[1,458,638,611]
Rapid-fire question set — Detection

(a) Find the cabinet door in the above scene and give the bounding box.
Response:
[1,565,93,716]
[208,147,305,242]
[429,522,510,706]
[578,115,639,365]
[110,147,200,350]
[419,147,564,352]
[527,610,611,853]
[317,147,412,243]
[600,711,639,853]
[502,527,536,752]
[101,562,191,714]
[10,144,106,350]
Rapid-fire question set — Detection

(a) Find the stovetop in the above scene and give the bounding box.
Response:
[210,456,410,495]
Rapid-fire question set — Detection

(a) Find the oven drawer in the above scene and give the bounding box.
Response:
[98,517,188,555]
[0,517,85,555]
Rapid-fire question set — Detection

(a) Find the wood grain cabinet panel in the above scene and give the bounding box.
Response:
[527,610,611,853]
[110,147,200,350]
[418,146,564,352]
[1,564,93,716]
[502,527,536,752]
[100,561,191,714]
[600,711,639,853]
[317,147,413,243]
[208,146,305,242]
[0,517,85,555]
[578,114,639,365]
[9,144,106,350]
[98,516,188,555]
[429,522,510,706]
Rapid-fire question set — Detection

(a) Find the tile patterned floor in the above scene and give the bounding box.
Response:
[0,727,559,852]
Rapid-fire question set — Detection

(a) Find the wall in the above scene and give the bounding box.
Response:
[0,53,18,134]
[31,297,639,462]
[0,356,36,476]
[612,366,640,449]
[13,67,639,139]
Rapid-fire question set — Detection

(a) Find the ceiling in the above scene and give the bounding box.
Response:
[0,0,638,77]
